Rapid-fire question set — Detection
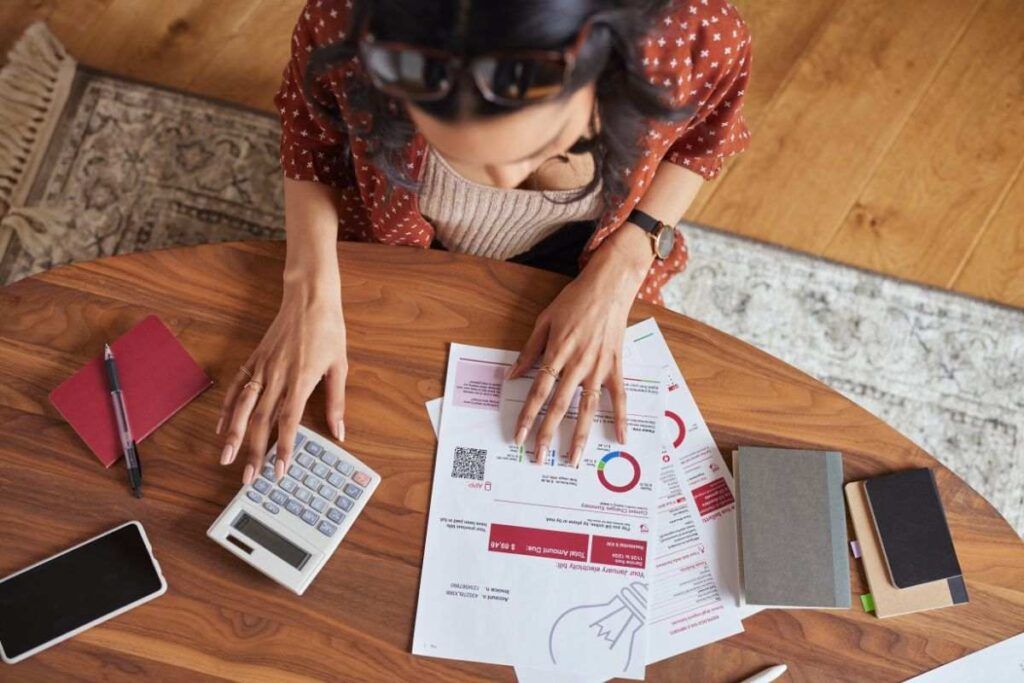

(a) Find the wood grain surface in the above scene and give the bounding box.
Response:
[0,242,1021,682]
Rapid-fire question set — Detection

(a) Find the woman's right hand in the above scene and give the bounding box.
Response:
[217,278,347,485]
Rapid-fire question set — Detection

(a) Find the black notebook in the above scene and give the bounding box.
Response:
[864,468,961,589]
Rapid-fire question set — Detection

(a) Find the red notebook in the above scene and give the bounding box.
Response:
[49,315,213,467]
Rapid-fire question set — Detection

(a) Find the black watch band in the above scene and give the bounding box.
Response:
[626,209,674,261]
[626,209,660,234]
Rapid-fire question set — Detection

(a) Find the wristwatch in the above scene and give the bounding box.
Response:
[626,209,675,261]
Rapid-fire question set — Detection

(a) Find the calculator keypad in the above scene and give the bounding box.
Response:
[242,430,374,546]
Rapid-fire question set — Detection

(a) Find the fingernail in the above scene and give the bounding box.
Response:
[514,426,527,446]
[570,444,583,467]
[275,459,286,480]
[215,416,224,435]
[617,424,627,444]
[220,444,234,465]
[536,443,548,463]
[337,420,345,442]
[242,464,255,484]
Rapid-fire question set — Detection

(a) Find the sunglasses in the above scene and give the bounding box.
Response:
[358,21,594,107]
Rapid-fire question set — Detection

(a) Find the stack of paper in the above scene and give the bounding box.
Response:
[414,318,755,680]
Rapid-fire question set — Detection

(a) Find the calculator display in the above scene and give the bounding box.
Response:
[232,513,310,570]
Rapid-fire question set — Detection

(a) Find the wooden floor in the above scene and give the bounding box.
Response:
[3,0,1022,308]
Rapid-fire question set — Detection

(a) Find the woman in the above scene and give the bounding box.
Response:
[217,0,751,483]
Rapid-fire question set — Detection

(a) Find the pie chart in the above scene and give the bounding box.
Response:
[597,451,642,493]
[664,409,686,449]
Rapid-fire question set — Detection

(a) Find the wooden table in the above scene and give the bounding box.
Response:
[1,242,1021,682]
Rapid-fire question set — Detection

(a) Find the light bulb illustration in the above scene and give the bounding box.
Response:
[548,581,647,673]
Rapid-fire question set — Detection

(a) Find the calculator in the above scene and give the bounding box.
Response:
[207,426,380,595]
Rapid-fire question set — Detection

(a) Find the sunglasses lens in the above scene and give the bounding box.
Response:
[473,57,567,103]
[362,44,451,99]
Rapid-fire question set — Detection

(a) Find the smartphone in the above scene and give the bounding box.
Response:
[0,521,167,664]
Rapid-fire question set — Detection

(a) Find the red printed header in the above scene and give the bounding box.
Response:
[488,524,588,562]
[590,535,648,568]
[692,478,734,516]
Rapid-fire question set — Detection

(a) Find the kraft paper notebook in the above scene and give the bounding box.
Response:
[49,315,212,467]
[735,447,850,608]
[845,480,968,618]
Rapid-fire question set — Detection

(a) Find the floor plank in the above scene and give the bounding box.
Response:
[953,163,1024,308]
[74,0,264,94]
[694,0,984,252]
[185,0,300,110]
[686,0,841,217]
[823,0,1024,288]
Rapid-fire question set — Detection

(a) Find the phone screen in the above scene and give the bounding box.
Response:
[0,522,165,663]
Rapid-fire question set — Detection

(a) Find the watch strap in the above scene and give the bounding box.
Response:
[626,208,661,234]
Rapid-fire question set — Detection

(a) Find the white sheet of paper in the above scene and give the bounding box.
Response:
[422,319,754,681]
[905,632,1024,682]
[623,318,746,662]
[412,343,666,680]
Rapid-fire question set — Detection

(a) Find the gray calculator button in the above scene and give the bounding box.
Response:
[336,495,354,512]
[296,453,314,468]
[335,460,355,476]
[253,478,272,494]
[343,483,363,499]
[294,433,306,449]
[286,499,303,516]
[304,440,324,456]
[319,485,338,500]
[246,490,262,504]
[267,453,276,464]
[295,488,313,504]
[327,472,345,488]
[320,451,338,466]
[261,465,275,479]
[301,509,319,526]
[327,507,346,524]
[304,476,323,492]
[263,502,280,514]
[270,490,288,506]
[288,464,305,479]
[280,477,297,493]
[312,463,330,478]
[310,496,327,513]
[317,520,337,537]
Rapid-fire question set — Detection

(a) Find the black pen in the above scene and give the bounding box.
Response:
[104,344,143,498]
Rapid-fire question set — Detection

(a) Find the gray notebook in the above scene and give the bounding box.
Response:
[735,447,850,608]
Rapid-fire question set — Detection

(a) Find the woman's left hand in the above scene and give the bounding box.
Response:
[506,226,653,467]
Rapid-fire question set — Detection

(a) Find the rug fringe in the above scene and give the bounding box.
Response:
[0,22,75,217]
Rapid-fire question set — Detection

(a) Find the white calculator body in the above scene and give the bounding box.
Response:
[207,426,379,595]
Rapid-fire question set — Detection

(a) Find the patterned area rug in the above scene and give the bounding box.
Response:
[0,24,284,284]
[664,226,1024,535]
[3,24,1021,534]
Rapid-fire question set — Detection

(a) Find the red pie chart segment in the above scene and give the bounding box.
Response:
[665,409,686,449]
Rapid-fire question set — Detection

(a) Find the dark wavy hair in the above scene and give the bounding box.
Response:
[305,0,693,205]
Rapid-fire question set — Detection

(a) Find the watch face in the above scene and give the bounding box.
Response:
[655,225,675,259]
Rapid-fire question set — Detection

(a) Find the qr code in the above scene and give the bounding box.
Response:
[452,447,487,481]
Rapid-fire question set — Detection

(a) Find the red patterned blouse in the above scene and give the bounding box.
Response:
[275,0,751,304]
